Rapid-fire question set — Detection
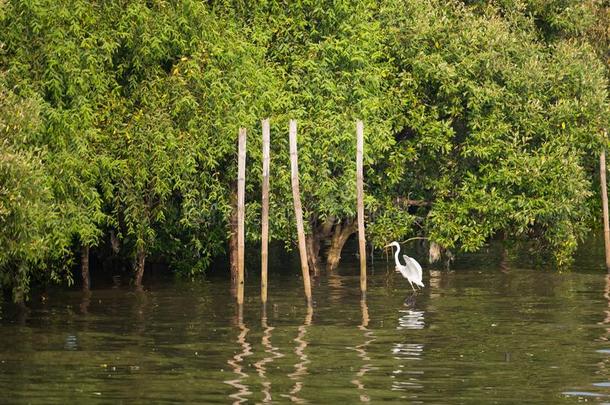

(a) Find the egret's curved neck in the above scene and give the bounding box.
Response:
[394,244,401,266]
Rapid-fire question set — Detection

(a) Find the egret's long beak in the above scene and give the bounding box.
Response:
[384,244,391,248]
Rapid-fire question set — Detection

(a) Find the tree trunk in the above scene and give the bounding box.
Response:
[306,232,321,276]
[81,244,90,290]
[228,189,239,286]
[305,217,335,274]
[326,219,357,271]
[320,216,335,238]
[134,245,146,289]
[14,286,25,306]
[110,230,120,254]
[12,262,29,305]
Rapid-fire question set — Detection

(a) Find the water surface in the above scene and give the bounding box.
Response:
[2,242,610,403]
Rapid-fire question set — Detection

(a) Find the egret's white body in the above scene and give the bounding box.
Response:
[385,241,424,291]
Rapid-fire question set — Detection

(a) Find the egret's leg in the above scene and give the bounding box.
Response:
[408,280,416,292]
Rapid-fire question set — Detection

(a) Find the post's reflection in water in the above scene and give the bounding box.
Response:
[499,247,510,274]
[350,297,376,402]
[595,274,610,379]
[80,289,92,315]
[133,289,150,336]
[225,304,252,404]
[282,305,313,403]
[580,273,610,401]
[253,304,284,403]
[603,274,610,330]
[391,307,425,397]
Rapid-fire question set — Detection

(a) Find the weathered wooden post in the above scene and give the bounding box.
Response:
[601,130,610,270]
[356,120,367,294]
[237,128,247,304]
[261,119,270,304]
[289,120,312,304]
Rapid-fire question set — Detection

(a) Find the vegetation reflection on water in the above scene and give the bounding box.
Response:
[3,242,610,403]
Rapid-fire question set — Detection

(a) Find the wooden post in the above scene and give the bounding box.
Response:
[229,190,239,287]
[601,130,610,270]
[261,119,270,304]
[237,128,247,304]
[289,120,312,304]
[356,120,367,294]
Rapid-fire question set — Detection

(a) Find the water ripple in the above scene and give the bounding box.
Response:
[224,308,252,404]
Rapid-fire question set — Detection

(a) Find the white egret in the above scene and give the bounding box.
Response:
[384,241,424,291]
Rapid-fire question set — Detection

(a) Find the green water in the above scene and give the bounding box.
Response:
[2,242,610,403]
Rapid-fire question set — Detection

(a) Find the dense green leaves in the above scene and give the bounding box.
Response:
[0,0,608,300]
[373,0,609,265]
[0,80,67,301]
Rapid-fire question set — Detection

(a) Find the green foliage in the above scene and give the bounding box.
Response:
[1,0,282,284]
[101,1,280,273]
[217,0,397,253]
[271,0,394,221]
[2,0,113,257]
[0,0,609,300]
[0,81,72,301]
[377,0,609,264]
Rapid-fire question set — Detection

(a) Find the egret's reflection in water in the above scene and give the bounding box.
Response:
[391,307,425,397]
[397,309,425,331]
